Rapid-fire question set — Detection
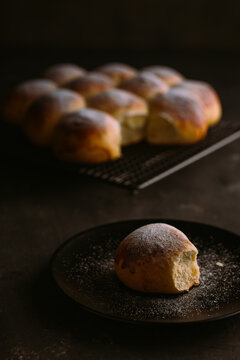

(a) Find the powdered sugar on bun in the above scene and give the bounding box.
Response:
[115,223,200,294]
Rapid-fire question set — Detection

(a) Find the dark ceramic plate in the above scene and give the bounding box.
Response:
[51,219,240,324]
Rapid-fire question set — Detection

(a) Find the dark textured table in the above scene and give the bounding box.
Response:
[1,47,240,359]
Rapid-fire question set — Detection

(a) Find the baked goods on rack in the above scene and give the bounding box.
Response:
[24,89,85,146]
[2,62,222,163]
[88,88,148,145]
[118,72,169,99]
[147,87,208,144]
[141,66,184,86]
[65,72,114,99]
[3,79,57,124]
[43,63,86,86]
[52,108,121,163]
[115,223,200,294]
[174,80,222,126]
[95,63,137,85]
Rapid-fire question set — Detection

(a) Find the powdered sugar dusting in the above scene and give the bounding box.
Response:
[54,222,240,323]
[115,223,195,267]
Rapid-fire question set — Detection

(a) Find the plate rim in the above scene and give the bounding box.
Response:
[51,218,240,324]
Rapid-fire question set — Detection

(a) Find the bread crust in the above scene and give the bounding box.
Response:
[115,223,199,294]
[88,89,148,120]
[3,79,57,124]
[52,108,121,163]
[43,63,86,85]
[147,87,208,144]
[119,72,169,99]
[174,80,222,126]
[65,72,114,98]
[95,63,137,85]
[24,89,85,146]
[141,66,184,86]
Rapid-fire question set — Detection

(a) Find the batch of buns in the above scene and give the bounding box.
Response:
[3,63,222,163]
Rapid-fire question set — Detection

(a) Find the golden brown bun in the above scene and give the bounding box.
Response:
[43,63,86,85]
[88,89,148,146]
[141,66,184,86]
[147,87,208,144]
[24,89,85,146]
[115,223,200,294]
[119,72,169,99]
[52,108,121,163]
[2,79,57,125]
[174,80,222,126]
[65,72,114,99]
[95,63,137,85]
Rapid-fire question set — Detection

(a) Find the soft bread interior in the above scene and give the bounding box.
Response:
[121,115,146,145]
[173,250,200,292]
[147,113,187,144]
[124,115,146,129]
[147,113,207,145]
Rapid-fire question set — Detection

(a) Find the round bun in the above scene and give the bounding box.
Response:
[43,63,86,85]
[115,223,200,294]
[65,72,114,99]
[147,87,208,144]
[52,108,121,163]
[95,63,137,85]
[2,79,57,125]
[141,66,184,86]
[88,89,148,146]
[174,80,222,126]
[87,88,147,119]
[119,72,169,99]
[24,89,85,146]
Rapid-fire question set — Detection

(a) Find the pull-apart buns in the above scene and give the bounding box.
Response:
[147,87,208,145]
[3,79,57,125]
[119,72,169,100]
[24,89,85,146]
[88,89,148,146]
[141,66,184,86]
[95,63,137,85]
[174,80,222,126]
[65,72,114,99]
[43,63,86,86]
[52,108,121,163]
[115,223,200,294]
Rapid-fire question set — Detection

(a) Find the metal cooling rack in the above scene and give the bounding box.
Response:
[2,121,240,190]
[68,121,240,189]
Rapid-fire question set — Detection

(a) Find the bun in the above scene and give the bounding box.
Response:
[88,89,148,146]
[174,80,222,126]
[2,79,57,125]
[95,63,137,85]
[65,72,114,99]
[24,89,85,146]
[52,108,121,163]
[119,72,169,99]
[115,223,200,294]
[141,66,184,86]
[43,63,86,85]
[147,87,208,144]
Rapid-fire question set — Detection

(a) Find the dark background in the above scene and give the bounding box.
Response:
[1,0,239,97]
[1,0,240,50]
